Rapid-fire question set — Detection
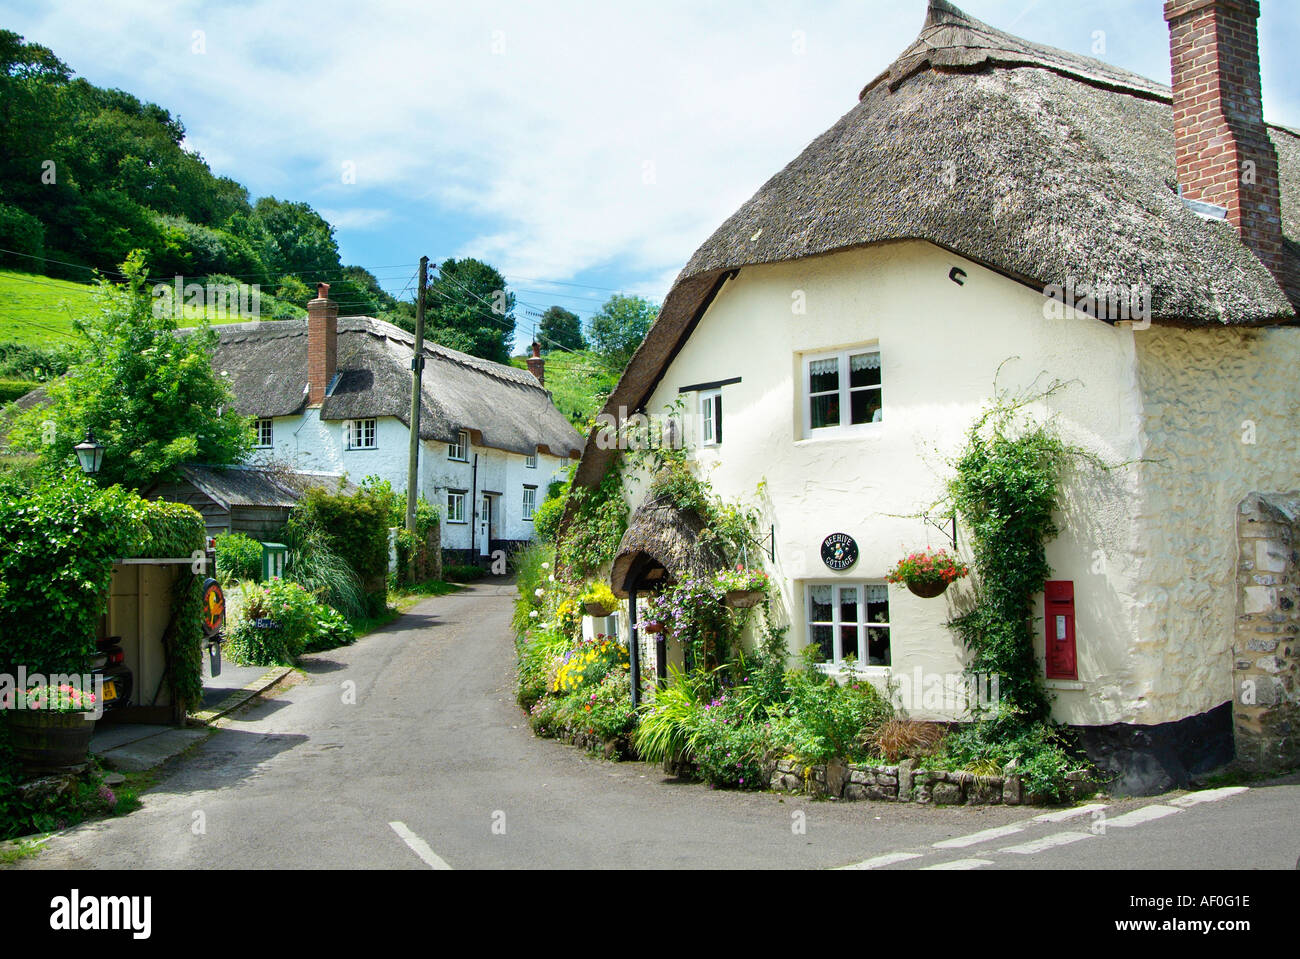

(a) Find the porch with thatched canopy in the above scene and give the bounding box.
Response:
[610,491,726,705]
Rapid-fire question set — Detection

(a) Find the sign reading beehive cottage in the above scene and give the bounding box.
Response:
[821,533,859,572]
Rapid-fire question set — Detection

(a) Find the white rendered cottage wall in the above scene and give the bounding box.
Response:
[632,240,1151,726]
[250,409,569,551]
[1131,325,1300,727]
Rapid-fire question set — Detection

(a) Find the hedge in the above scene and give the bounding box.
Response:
[290,484,393,615]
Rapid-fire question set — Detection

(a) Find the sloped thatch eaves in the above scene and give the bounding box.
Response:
[570,0,1300,494]
[170,464,354,510]
[609,492,727,599]
[209,316,584,459]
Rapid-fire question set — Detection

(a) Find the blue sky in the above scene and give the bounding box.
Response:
[3,0,1297,342]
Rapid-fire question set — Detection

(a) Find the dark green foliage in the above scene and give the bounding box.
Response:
[407,258,515,364]
[586,294,658,371]
[557,459,627,580]
[0,342,79,380]
[537,305,585,353]
[770,668,894,764]
[0,379,36,404]
[444,563,485,582]
[225,578,353,666]
[136,499,205,559]
[283,518,367,621]
[214,532,262,582]
[289,482,394,616]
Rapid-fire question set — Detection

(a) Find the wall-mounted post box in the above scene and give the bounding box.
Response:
[1045,580,1077,680]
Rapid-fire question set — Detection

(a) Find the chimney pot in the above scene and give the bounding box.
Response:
[526,342,545,387]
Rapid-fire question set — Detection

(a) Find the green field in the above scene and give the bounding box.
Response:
[511,350,617,429]
[0,270,287,349]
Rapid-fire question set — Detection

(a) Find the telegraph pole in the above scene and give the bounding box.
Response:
[405,255,429,533]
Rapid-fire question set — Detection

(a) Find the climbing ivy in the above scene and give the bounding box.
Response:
[558,458,628,580]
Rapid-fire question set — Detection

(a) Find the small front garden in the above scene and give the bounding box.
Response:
[511,392,1102,806]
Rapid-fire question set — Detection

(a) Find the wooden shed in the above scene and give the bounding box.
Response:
[146,464,352,541]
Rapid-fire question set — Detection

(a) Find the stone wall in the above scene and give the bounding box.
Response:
[1233,493,1300,773]
[765,757,1092,805]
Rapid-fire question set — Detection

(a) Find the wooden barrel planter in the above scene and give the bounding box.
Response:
[8,710,96,775]
[906,579,950,599]
[583,602,615,617]
[724,589,765,609]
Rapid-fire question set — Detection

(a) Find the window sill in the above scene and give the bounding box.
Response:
[818,663,892,678]
[1045,679,1084,691]
[796,424,884,444]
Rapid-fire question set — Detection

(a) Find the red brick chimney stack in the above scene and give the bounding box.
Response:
[526,341,545,386]
[307,282,338,406]
[1165,0,1286,283]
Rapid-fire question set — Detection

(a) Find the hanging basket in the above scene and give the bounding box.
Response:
[906,579,950,599]
[583,601,615,618]
[724,589,765,609]
[8,710,96,776]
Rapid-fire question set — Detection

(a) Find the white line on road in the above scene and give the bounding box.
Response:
[389,821,453,870]
[1103,805,1182,828]
[933,824,1027,849]
[921,858,994,870]
[1170,787,1249,808]
[837,851,925,870]
[999,831,1095,855]
[1033,803,1109,823]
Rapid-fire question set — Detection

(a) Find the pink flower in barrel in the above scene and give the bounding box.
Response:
[716,565,769,609]
[886,548,970,599]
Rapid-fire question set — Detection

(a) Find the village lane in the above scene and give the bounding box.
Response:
[8,583,1297,871]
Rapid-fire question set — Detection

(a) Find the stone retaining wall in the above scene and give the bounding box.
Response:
[766,758,1030,805]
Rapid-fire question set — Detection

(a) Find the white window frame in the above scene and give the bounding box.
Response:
[346,418,377,450]
[446,490,468,524]
[524,451,537,469]
[699,389,722,447]
[253,417,274,449]
[801,347,883,439]
[449,430,469,462]
[805,581,892,669]
[522,485,537,521]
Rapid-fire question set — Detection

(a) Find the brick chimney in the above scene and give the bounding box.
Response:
[526,341,545,386]
[1165,0,1286,283]
[307,282,338,406]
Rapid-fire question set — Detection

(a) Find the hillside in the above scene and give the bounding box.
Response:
[510,350,618,429]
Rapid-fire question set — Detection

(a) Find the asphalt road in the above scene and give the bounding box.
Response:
[10,583,1300,870]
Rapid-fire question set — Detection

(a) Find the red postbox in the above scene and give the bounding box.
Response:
[1044,581,1077,680]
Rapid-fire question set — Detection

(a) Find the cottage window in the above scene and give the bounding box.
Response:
[522,485,537,521]
[254,418,273,449]
[806,582,891,667]
[347,418,377,450]
[449,430,470,462]
[803,349,882,437]
[447,490,467,524]
[524,452,537,469]
[699,389,722,447]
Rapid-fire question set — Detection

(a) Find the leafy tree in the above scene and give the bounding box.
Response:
[416,257,515,364]
[250,197,340,280]
[587,294,659,371]
[537,305,585,353]
[8,252,251,489]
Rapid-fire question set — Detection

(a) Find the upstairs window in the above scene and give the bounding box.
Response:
[449,430,469,462]
[803,349,882,437]
[699,389,722,447]
[254,418,274,449]
[346,418,377,450]
[807,582,891,667]
[524,452,537,469]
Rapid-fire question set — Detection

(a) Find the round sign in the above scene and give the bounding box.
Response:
[821,533,859,572]
[201,578,226,636]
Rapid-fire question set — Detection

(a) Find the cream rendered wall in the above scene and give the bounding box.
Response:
[1132,325,1300,726]
[634,240,1150,725]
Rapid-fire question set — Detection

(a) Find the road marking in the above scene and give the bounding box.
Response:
[921,858,994,870]
[1170,787,1249,808]
[933,824,1026,849]
[999,831,1094,855]
[1103,805,1182,828]
[388,821,452,870]
[838,851,924,870]
[1033,803,1109,823]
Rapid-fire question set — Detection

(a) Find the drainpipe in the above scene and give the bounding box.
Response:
[470,452,479,560]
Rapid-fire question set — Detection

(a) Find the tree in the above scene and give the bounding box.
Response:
[418,257,514,364]
[8,252,251,489]
[537,305,585,353]
[587,294,659,371]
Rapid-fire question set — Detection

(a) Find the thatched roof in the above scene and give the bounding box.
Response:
[609,492,726,598]
[570,0,1300,494]
[210,316,584,459]
[157,464,355,510]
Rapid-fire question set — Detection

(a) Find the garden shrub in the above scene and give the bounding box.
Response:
[225,579,352,666]
[392,496,440,585]
[0,379,36,404]
[555,670,637,744]
[769,666,893,765]
[692,691,770,789]
[215,532,262,582]
[551,635,628,694]
[515,627,569,710]
[444,563,485,582]
[290,481,394,615]
[284,518,366,620]
[633,671,708,765]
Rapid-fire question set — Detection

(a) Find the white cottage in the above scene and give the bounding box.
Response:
[569,0,1300,792]
[211,284,584,562]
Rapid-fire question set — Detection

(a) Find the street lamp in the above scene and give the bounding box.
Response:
[73,429,104,476]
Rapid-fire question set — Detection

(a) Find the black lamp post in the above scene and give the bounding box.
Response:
[73,429,104,476]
